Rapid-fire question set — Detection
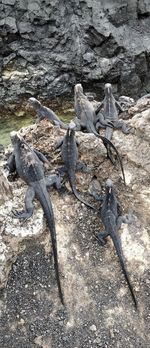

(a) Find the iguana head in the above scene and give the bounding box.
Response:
[10,131,29,154]
[105,178,113,193]
[28,97,41,110]
[66,121,76,137]
[104,83,112,97]
[10,131,22,145]
[68,120,76,130]
[74,83,83,94]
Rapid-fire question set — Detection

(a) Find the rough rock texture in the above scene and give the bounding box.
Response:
[0,0,150,107]
[0,99,149,347]
[0,169,12,205]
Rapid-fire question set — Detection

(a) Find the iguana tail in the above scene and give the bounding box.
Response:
[111,232,137,308]
[105,126,113,140]
[68,171,97,211]
[35,186,64,305]
[105,126,115,164]
[88,123,126,185]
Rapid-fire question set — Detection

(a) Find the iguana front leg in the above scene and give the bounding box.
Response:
[95,102,103,115]
[34,149,49,163]
[12,186,35,219]
[54,138,64,150]
[56,165,67,177]
[116,212,133,229]
[115,101,124,113]
[7,153,16,173]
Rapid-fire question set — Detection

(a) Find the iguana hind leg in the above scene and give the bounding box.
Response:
[45,173,62,190]
[96,231,109,245]
[12,187,35,219]
[116,212,133,229]
[96,114,114,128]
[113,121,131,134]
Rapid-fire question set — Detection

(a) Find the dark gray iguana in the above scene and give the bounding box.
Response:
[74,84,126,185]
[7,131,64,305]
[95,83,131,135]
[96,179,137,308]
[55,122,96,210]
[28,97,68,129]
[95,83,131,162]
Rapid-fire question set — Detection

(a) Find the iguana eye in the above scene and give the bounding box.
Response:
[20,143,25,148]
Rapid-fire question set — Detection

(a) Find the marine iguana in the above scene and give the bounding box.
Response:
[28,97,68,129]
[96,179,137,308]
[95,83,131,162]
[74,84,126,184]
[56,122,96,210]
[7,131,64,305]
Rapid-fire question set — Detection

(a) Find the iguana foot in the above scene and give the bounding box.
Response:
[76,161,89,173]
[122,213,134,224]
[12,209,33,219]
[96,232,108,245]
[114,121,131,134]
[57,166,66,177]
[122,125,131,134]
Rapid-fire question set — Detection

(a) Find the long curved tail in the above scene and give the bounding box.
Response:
[68,172,96,211]
[35,187,64,305]
[88,123,126,185]
[111,233,137,308]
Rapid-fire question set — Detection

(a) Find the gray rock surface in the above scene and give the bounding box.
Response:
[0,169,12,205]
[0,0,150,106]
[0,101,149,347]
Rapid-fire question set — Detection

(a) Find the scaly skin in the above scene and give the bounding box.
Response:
[8,132,64,305]
[28,97,68,129]
[96,179,137,308]
[95,83,131,165]
[60,125,96,210]
[74,84,126,185]
[96,83,130,140]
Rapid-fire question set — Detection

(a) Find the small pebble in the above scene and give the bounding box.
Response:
[89,324,97,332]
